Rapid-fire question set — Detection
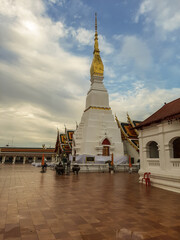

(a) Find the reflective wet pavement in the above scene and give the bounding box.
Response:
[0,165,180,240]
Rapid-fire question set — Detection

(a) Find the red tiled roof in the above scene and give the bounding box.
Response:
[0,148,55,153]
[136,98,180,129]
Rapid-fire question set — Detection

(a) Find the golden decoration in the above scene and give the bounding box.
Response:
[115,115,139,152]
[90,13,104,77]
[84,106,111,112]
[127,113,139,136]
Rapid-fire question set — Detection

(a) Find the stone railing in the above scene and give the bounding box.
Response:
[147,158,160,167]
[170,158,180,168]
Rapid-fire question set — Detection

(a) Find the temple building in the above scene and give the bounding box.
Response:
[55,129,74,158]
[116,113,141,163]
[72,14,124,161]
[136,98,180,193]
[54,114,141,164]
[0,147,55,164]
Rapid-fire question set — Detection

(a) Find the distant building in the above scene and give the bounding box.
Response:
[54,129,74,159]
[0,147,55,164]
[116,114,141,163]
[136,98,180,193]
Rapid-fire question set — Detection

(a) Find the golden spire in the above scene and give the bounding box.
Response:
[90,13,104,77]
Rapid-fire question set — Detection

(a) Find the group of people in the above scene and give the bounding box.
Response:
[41,153,80,175]
[55,161,80,175]
[54,154,80,175]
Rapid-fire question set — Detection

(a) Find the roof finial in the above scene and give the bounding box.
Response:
[95,12,97,33]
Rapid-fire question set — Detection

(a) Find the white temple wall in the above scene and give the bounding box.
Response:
[123,140,139,163]
[74,108,124,157]
[86,89,109,108]
[139,120,180,193]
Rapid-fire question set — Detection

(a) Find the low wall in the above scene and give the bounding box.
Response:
[73,163,140,173]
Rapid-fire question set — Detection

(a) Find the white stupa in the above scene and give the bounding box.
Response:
[73,14,124,161]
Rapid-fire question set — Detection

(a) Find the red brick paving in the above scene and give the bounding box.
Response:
[0,165,180,240]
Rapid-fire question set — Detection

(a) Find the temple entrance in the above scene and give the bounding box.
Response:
[103,146,109,156]
[102,138,110,156]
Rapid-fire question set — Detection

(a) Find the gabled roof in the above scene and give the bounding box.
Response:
[136,98,180,129]
[121,122,137,139]
[54,129,74,154]
[115,115,140,152]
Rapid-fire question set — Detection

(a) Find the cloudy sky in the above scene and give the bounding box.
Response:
[0,0,180,147]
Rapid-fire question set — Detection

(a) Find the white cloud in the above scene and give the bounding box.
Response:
[113,34,124,41]
[104,66,116,78]
[99,35,114,55]
[118,36,153,71]
[71,27,114,55]
[136,0,180,32]
[0,0,179,148]
[110,87,180,122]
[0,0,90,147]
[0,0,45,18]
[49,0,65,4]
[71,28,94,46]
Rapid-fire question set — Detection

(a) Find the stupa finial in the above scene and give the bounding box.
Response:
[95,12,97,33]
[90,13,104,77]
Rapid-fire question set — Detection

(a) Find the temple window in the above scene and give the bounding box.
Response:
[170,137,180,158]
[147,141,159,158]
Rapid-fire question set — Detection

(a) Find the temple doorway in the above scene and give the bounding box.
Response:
[102,138,110,156]
[103,146,109,156]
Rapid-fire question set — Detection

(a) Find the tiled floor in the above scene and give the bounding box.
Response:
[0,165,180,240]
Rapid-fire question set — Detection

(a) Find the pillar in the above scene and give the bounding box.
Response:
[13,156,16,164]
[33,156,36,163]
[2,156,6,164]
[23,156,26,164]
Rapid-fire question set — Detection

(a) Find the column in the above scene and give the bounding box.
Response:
[33,156,36,163]
[139,132,145,171]
[2,156,6,164]
[23,156,26,164]
[13,156,16,164]
[158,123,165,171]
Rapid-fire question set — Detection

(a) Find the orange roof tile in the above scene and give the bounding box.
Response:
[0,148,55,153]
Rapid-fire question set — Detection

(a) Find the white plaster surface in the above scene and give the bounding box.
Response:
[73,75,124,158]
[139,120,180,193]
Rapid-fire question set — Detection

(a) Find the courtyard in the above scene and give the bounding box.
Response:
[0,165,180,240]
